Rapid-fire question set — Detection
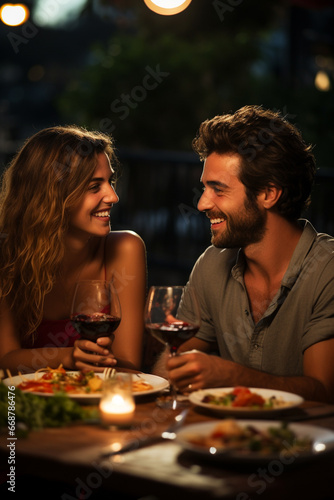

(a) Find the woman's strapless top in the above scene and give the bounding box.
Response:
[33,256,110,348]
[33,303,111,348]
[33,317,79,348]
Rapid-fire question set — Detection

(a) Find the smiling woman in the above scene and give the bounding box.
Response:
[68,152,119,239]
[0,125,147,375]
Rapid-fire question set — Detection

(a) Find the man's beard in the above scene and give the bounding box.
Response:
[210,195,267,249]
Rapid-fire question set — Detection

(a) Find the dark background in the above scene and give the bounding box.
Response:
[1,0,334,287]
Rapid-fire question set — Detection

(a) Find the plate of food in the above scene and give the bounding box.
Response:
[175,418,334,464]
[188,386,304,417]
[3,366,169,403]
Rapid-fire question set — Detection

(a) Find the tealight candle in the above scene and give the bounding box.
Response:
[99,374,135,427]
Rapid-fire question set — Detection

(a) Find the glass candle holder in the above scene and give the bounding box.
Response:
[99,373,135,427]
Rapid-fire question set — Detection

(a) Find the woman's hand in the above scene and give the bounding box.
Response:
[71,336,117,372]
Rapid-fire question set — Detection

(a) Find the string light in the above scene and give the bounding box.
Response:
[315,70,331,92]
[143,0,192,16]
[0,3,30,26]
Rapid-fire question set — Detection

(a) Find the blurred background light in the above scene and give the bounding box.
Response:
[143,0,192,16]
[27,64,45,82]
[33,0,86,28]
[315,70,331,91]
[0,3,30,26]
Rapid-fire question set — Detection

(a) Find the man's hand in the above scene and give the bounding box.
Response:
[166,347,333,403]
[167,351,227,392]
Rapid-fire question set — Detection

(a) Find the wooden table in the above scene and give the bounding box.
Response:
[1,393,334,500]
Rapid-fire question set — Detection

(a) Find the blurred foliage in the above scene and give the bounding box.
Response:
[57,0,276,149]
[57,0,334,166]
[57,32,261,150]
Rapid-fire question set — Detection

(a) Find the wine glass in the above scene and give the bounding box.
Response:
[144,285,201,409]
[70,280,121,342]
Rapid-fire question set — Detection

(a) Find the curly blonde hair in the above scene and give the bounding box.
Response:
[0,125,117,344]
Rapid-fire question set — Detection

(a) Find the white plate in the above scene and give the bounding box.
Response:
[175,420,334,464]
[3,372,169,403]
[189,387,304,417]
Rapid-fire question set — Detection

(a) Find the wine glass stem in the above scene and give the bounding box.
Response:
[169,349,179,409]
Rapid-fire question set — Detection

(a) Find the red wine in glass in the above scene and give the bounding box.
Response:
[71,280,121,342]
[144,285,201,409]
[70,312,121,341]
[149,321,199,354]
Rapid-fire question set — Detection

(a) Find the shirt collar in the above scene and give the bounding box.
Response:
[281,219,317,288]
[231,219,318,287]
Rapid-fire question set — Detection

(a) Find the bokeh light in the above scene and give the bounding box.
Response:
[0,3,29,26]
[315,70,331,92]
[143,0,192,16]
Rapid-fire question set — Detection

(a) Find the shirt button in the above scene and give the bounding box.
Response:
[245,309,249,316]
[254,344,259,350]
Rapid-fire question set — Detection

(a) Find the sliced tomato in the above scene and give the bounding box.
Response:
[75,372,85,383]
[232,391,265,407]
[40,384,55,394]
[232,386,251,396]
[64,384,77,393]
[18,381,53,393]
[211,430,226,439]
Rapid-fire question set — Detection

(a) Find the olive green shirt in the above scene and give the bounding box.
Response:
[181,220,334,376]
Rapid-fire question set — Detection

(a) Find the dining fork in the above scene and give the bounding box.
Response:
[99,408,189,459]
[103,367,116,380]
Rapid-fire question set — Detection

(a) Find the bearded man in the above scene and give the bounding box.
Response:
[154,105,334,403]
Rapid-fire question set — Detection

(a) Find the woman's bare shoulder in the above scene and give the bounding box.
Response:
[107,230,145,248]
[105,231,146,260]
[104,231,146,284]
